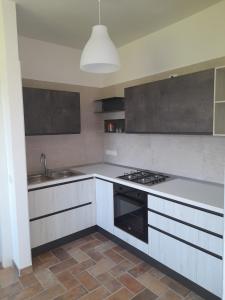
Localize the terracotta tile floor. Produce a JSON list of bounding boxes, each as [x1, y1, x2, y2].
[[0, 232, 204, 300]]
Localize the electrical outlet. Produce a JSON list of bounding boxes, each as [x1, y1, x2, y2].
[[105, 149, 117, 156]]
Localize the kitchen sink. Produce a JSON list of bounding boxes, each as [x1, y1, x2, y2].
[[48, 170, 83, 179], [28, 174, 51, 184], [28, 169, 83, 184]]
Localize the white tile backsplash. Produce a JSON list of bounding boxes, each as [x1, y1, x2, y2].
[[103, 133, 225, 184]]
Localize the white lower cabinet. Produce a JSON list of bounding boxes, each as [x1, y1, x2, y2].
[[149, 227, 222, 298], [30, 204, 95, 248], [29, 178, 96, 248], [148, 194, 223, 298], [95, 179, 114, 234], [149, 228, 197, 283], [29, 178, 95, 219], [196, 249, 223, 297], [28, 177, 223, 298]]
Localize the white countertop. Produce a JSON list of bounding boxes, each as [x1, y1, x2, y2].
[[150, 178, 224, 213], [71, 163, 135, 178], [28, 163, 224, 214]]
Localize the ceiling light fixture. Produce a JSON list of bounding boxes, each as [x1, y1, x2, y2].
[[80, 0, 120, 74]]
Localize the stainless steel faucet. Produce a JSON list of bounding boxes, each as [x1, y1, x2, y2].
[[40, 153, 48, 176]]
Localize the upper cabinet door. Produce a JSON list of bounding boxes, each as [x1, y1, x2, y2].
[[125, 69, 214, 134], [23, 88, 52, 135], [50, 90, 80, 135], [23, 87, 80, 135]]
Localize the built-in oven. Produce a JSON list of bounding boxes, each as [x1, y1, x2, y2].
[[114, 183, 148, 243]]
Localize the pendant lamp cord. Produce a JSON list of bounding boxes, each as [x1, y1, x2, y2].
[[98, 0, 101, 24]]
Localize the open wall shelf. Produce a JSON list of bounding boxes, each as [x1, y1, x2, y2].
[[214, 66, 225, 136], [94, 97, 125, 134], [94, 97, 125, 113], [104, 119, 125, 133], [215, 67, 225, 102]]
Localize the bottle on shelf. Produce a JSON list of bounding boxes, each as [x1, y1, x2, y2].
[[107, 122, 114, 132]]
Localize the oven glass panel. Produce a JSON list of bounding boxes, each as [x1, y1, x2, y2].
[[114, 184, 148, 243]]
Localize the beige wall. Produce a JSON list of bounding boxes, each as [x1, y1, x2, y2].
[[23, 80, 104, 174], [19, 1, 225, 89], [18, 36, 103, 88], [103, 0, 225, 87]]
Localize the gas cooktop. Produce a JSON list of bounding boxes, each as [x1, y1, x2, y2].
[[118, 170, 169, 186]]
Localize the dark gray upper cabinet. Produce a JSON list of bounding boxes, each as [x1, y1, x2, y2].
[[125, 69, 214, 134], [23, 87, 80, 136]]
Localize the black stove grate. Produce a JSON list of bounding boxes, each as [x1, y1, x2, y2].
[[118, 170, 169, 185]]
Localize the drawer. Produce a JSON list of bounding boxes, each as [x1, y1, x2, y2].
[[29, 179, 95, 219], [148, 195, 223, 236], [149, 227, 223, 297], [148, 211, 223, 257], [149, 227, 197, 284], [30, 203, 96, 248]]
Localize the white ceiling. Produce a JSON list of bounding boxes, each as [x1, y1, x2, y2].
[[15, 0, 221, 49]]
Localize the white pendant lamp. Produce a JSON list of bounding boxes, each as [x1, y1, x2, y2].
[[80, 0, 120, 74]]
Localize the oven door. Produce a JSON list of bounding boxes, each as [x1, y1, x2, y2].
[[114, 184, 148, 243]]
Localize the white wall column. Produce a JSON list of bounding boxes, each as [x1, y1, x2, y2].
[[0, 90, 13, 267], [0, 0, 31, 270]]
